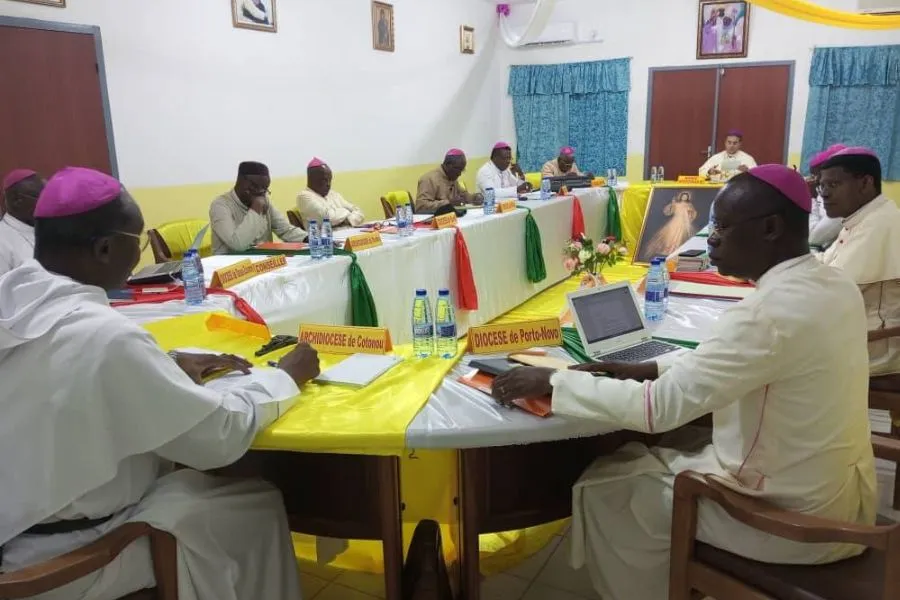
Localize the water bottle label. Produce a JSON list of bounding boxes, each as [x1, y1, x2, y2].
[[436, 302, 450, 322], [413, 301, 427, 321], [436, 324, 456, 337], [413, 325, 434, 337], [645, 290, 664, 303]]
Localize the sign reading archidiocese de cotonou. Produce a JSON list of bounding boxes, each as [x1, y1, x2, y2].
[[298, 324, 393, 355], [467, 318, 562, 354]]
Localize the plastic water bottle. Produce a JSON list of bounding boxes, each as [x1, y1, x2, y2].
[[658, 165, 665, 182], [308, 219, 321, 260], [434, 289, 457, 359], [644, 258, 666, 322], [657, 255, 670, 311], [650, 166, 658, 183], [540, 177, 552, 201], [610, 168, 618, 187], [321, 218, 333, 259], [483, 188, 496, 216], [404, 204, 415, 236], [187, 249, 206, 298], [396, 203, 409, 236], [412, 289, 434, 358], [182, 253, 205, 306], [708, 199, 716, 236]]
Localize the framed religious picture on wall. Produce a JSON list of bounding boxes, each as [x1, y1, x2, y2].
[[460, 25, 475, 54], [232, 0, 278, 33], [696, 1, 750, 60], [633, 186, 720, 265], [9, 0, 65, 6], [372, 1, 395, 52]]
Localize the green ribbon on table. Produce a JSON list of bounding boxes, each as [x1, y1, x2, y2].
[[606, 186, 622, 240], [562, 327, 700, 364], [518, 205, 547, 283]]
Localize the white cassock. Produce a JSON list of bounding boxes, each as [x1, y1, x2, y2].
[[550, 255, 876, 600], [297, 188, 365, 229], [0, 215, 34, 276], [808, 195, 842, 248], [475, 161, 522, 199], [698, 150, 757, 179], [0, 261, 303, 600], [820, 195, 900, 376]]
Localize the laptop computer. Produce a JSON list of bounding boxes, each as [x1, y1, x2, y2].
[[567, 281, 686, 363], [127, 224, 210, 285]]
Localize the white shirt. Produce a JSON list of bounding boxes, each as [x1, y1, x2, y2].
[[297, 188, 365, 228], [0, 261, 300, 547], [475, 161, 521, 199], [699, 150, 757, 179], [821, 195, 900, 375], [0, 215, 34, 276], [551, 255, 875, 516]]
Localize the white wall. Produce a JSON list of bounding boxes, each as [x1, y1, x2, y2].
[[0, 0, 506, 187], [497, 0, 900, 165]]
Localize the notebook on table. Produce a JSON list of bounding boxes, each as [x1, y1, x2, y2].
[[567, 282, 687, 364], [457, 366, 552, 418], [314, 354, 403, 388]]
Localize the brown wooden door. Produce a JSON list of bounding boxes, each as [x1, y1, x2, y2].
[[715, 65, 791, 166], [0, 24, 113, 178], [647, 69, 718, 180]]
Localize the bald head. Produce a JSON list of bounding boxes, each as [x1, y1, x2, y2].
[[707, 173, 809, 281]]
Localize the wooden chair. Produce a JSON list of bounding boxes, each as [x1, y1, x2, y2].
[[668, 435, 900, 600], [380, 191, 413, 219], [286, 208, 305, 230], [0, 522, 178, 600], [869, 326, 900, 509]]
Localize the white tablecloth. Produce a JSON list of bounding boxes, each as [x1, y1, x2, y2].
[[116, 190, 611, 344]]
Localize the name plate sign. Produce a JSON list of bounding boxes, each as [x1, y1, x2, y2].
[[677, 176, 706, 184], [210, 255, 288, 289], [344, 231, 383, 253], [299, 324, 393, 355], [432, 212, 458, 229], [497, 199, 517, 213], [468, 318, 563, 354]]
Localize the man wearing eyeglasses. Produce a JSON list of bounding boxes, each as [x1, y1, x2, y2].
[[0, 169, 44, 276], [415, 149, 483, 214], [817, 147, 900, 380], [209, 161, 307, 255]]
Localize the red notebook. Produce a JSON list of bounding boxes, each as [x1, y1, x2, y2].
[[457, 371, 552, 418]]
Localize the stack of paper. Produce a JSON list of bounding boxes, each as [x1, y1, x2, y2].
[[314, 354, 403, 388], [676, 253, 710, 272]]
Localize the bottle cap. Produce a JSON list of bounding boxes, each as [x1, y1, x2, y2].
[[438, 289, 450, 296], [323, 218, 331, 223], [650, 257, 662, 265], [309, 219, 317, 224], [416, 289, 427, 296], [486, 187, 494, 191]]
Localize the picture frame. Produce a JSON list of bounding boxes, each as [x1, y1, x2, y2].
[[232, 0, 277, 33], [633, 186, 720, 265], [460, 25, 475, 55], [372, 1, 395, 53], [696, 1, 750, 60], [9, 0, 65, 6]]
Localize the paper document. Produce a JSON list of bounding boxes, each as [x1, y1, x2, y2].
[[870, 409, 893, 435], [315, 354, 403, 387], [669, 281, 753, 301]]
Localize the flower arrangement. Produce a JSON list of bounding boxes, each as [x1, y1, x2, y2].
[[497, 3, 511, 16], [563, 234, 628, 286]]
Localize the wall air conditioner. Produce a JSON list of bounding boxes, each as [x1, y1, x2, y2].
[[519, 21, 576, 47], [857, 0, 900, 14]]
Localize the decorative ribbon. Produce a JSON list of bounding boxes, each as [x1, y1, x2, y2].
[[111, 286, 268, 327], [347, 253, 379, 327], [454, 227, 479, 311], [605, 186, 622, 240], [747, 0, 900, 29], [518, 206, 547, 283], [571, 196, 586, 239]]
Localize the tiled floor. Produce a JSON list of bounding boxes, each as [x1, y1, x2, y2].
[[297, 527, 600, 599]]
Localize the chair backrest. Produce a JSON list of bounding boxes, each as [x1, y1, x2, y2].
[[381, 191, 412, 219], [525, 172, 542, 190], [150, 219, 211, 263], [286, 208, 305, 230]]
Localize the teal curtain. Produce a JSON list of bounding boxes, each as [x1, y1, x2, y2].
[[800, 45, 900, 179], [509, 58, 631, 175]]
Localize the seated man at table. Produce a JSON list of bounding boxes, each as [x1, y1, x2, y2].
[[806, 144, 844, 248], [210, 161, 306, 254], [415, 149, 483, 214], [0, 167, 321, 599], [541, 146, 585, 178], [0, 168, 44, 276], [492, 165, 875, 600], [817, 146, 900, 378], [297, 157, 365, 229], [475, 141, 531, 198], [699, 130, 757, 180]]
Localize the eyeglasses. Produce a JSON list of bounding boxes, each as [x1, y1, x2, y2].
[[709, 212, 782, 236], [816, 180, 844, 194], [111, 230, 150, 252]]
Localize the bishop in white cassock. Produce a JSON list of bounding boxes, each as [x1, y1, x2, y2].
[[806, 145, 845, 248], [817, 146, 900, 377], [475, 141, 531, 199], [0, 167, 321, 600], [699, 130, 757, 180], [0, 169, 43, 277], [297, 158, 365, 229], [492, 165, 876, 600]]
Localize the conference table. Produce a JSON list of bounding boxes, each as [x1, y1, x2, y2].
[[120, 182, 733, 599]]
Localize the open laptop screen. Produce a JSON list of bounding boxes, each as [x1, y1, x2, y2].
[[571, 286, 644, 345]]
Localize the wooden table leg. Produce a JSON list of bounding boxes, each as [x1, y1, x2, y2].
[[377, 456, 404, 600], [457, 448, 482, 600]]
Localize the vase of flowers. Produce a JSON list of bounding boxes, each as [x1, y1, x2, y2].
[[563, 234, 628, 288]]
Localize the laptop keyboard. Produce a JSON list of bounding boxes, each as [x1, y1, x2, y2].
[[600, 340, 679, 363]]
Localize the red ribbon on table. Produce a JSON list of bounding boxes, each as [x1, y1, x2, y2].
[[111, 285, 269, 326], [669, 272, 754, 288], [571, 196, 586, 239], [454, 226, 478, 311]]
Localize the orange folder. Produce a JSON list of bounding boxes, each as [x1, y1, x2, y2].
[[457, 371, 552, 418], [254, 242, 307, 251]]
